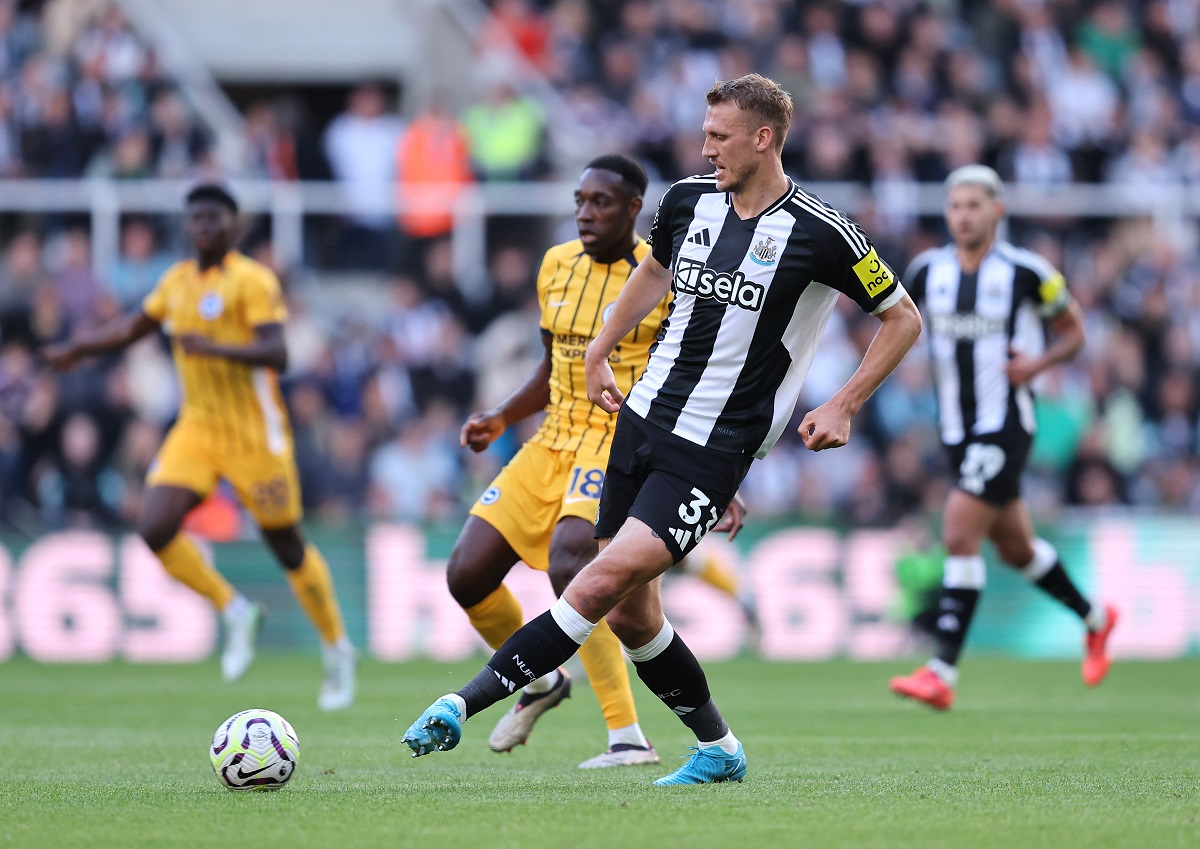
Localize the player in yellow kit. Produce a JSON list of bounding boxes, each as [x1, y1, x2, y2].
[[446, 155, 745, 768], [43, 183, 356, 710]]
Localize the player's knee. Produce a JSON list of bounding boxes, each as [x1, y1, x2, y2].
[[548, 544, 594, 597], [261, 526, 305, 570], [563, 569, 627, 622], [996, 540, 1034, 568], [942, 526, 981, 557], [136, 516, 175, 553], [445, 547, 489, 609], [606, 608, 657, 649]]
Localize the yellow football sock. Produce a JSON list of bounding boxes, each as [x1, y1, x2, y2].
[[577, 619, 638, 731], [464, 584, 524, 650], [699, 555, 740, 598], [155, 534, 235, 611], [285, 545, 346, 644]]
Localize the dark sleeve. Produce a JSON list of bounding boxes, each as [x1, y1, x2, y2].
[[812, 215, 902, 314], [903, 253, 931, 307], [645, 181, 689, 269]]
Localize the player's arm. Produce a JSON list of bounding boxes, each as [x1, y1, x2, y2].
[[41, 310, 159, 370], [801, 293, 922, 451], [177, 323, 288, 371], [461, 332, 553, 452], [1006, 299, 1085, 386], [584, 252, 672, 412]]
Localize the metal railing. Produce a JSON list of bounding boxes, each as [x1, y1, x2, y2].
[[1, 178, 1196, 293]]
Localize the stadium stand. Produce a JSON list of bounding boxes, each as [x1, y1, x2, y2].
[[1, 0, 1198, 536]]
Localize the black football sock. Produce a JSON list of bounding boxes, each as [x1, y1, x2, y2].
[[457, 607, 587, 718], [931, 554, 986, 672], [1017, 539, 1093, 622], [1033, 563, 1093, 620], [933, 588, 982, 668], [627, 625, 728, 741]]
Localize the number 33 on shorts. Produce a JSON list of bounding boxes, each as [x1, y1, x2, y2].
[[668, 487, 720, 551]]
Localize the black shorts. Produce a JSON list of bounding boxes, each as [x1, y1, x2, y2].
[[946, 426, 1032, 506], [595, 409, 753, 563]]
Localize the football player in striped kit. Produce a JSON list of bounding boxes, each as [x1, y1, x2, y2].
[[404, 74, 922, 784], [889, 165, 1117, 710]]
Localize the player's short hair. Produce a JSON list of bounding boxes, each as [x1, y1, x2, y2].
[[584, 154, 648, 198], [185, 182, 239, 214], [945, 164, 1004, 198], [706, 74, 793, 152]]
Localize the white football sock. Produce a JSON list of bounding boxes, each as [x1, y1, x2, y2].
[[522, 669, 560, 696], [926, 658, 959, 687], [223, 594, 251, 621], [608, 722, 649, 749], [698, 729, 740, 755]]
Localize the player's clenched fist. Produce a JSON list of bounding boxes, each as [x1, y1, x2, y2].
[[799, 402, 853, 451], [460, 410, 506, 452]]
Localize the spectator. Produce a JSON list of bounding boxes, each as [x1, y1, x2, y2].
[[997, 100, 1074, 187], [460, 82, 546, 181], [48, 229, 103, 331], [307, 419, 370, 523], [39, 410, 122, 528], [106, 217, 172, 307], [0, 232, 48, 333], [21, 86, 97, 177], [323, 83, 404, 268], [393, 93, 473, 250], [148, 89, 208, 178], [369, 406, 462, 523]]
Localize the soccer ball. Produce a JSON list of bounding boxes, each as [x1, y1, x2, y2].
[[210, 709, 300, 790]]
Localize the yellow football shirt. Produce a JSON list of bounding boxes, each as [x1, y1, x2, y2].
[[142, 251, 292, 457], [530, 238, 669, 453]]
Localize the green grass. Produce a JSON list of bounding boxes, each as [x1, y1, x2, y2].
[[0, 656, 1197, 849]]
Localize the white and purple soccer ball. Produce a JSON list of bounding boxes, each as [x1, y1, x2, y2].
[[210, 709, 300, 790]]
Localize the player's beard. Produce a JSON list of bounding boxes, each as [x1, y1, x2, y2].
[[959, 227, 994, 253], [721, 158, 757, 194]]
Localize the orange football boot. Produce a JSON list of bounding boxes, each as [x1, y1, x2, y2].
[[890, 666, 955, 710], [1083, 604, 1119, 687]]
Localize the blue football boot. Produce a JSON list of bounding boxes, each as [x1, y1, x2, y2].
[[652, 742, 746, 786], [402, 698, 463, 757]]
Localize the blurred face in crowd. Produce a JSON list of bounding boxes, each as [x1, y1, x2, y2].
[[701, 101, 771, 193], [184, 198, 235, 258], [945, 182, 1003, 252], [574, 167, 642, 263]]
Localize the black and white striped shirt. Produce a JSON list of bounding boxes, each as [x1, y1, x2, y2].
[[628, 175, 904, 459], [906, 241, 1070, 445]]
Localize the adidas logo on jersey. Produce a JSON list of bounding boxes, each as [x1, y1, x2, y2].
[[687, 228, 711, 247], [674, 256, 765, 311]]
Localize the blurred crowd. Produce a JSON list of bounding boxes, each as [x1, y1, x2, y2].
[[1, 0, 1199, 537], [0, 0, 212, 181]]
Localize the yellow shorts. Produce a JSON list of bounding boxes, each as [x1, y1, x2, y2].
[[469, 437, 610, 572], [146, 422, 303, 529]]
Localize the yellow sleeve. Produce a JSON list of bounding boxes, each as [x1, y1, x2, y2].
[[535, 248, 557, 332], [141, 265, 176, 323], [241, 266, 288, 327]]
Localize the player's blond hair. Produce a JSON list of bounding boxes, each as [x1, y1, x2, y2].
[[706, 74, 793, 152]]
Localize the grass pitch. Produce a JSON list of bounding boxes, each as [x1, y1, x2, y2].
[[0, 656, 1196, 849]]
